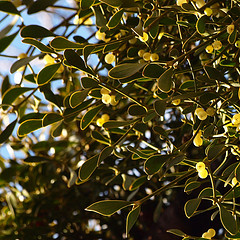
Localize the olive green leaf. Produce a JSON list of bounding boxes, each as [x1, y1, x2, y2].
[[0, 118, 17, 144], [157, 68, 173, 93], [184, 198, 201, 218], [21, 25, 55, 38], [18, 119, 43, 137], [126, 205, 141, 234], [144, 154, 168, 175], [22, 38, 55, 54]]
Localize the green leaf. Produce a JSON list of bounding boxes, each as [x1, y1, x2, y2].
[[91, 130, 110, 145], [228, 28, 237, 44], [144, 17, 159, 39], [204, 66, 227, 84], [1, 87, 34, 110], [153, 126, 169, 139], [98, 146, 114, 165], [129, 176, 147, 191], [0, 31, 18, 53], [144, 154, 168, 175], [196, 15, 208, 35], [21, 25, 55, 38], [92, 5, 107, 27], [128, 104, 147, 116], [85, 200, 132, 216], [126, 205, 141, 234], [127, 146, 150, 159], [69, 89, 89, 108], [0, 1, 20, 15], [17, 119, 43, 137], [225, 232, 240, 239], [206, 143, 225, 160], [142, 63, 164, 78], [198, 187, 221, 199], [83, 45, 95, 65], [80, 0, 95, 9], [167, 229, 186, 237], [107, 9, 124, 29], [0, 118, 17, 144], [22, 38, 55, 54], [109, 62, 146, 79], [218, 203, 238, 235], [10, 54, 41, 73], [42, 113, 63, 127], [199, 92, 218, 105], [154, 100, 166, 116], [37, 63, 61, 86], [157, 68, 173, 93], [27, 0, 57, 14], [184, 198, 201, 218], [1, 75, 10, 97], [23, 156, 49, 165], [143, 110, 157, 123], [100, 0, 138, 8], [80, 77, 99, 89], [79, 154, 99, 181], [50, 36, 84, 50], [184, 181, 201, 194], [80, 104, 103, 130], [103, 119, 139, 129], [19, 112, 46, 123], [64, 49, 95, 76], [235, 163, 240, 182]]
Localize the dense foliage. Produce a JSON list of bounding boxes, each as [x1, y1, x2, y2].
[[1, 0, 240, 239]]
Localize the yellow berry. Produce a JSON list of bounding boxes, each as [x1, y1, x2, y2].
[[150, 53, 159, 62], [43, 54, 55, 65], [102, 94, 111, 104], [100, 88, 111, 95], [195, 108, 207, 120], [172, 99, 181, 106], [196, 162, 206, 172], [193, 135, 203, 147], [105, 53, 115, 64], [207, 228, 216, 237], [205, 45, 213, 54], [139, 32, 149, 42], [176, 0, 188, 6], [232, 113, 240, 125], [204, 8, 213, 16], [95, 30, 106, 41], [235, 40, 240, 48], [206, 107, 215, 116], [232, 177, 238, 186], [198, 169, 208, 179], [227, 24, 235, 34], [110, 95, 118, 106], [212, 40, 222, 51], [138, 49, 145, 58], [202, 232, 211, 239], [128, 38, 137, 45], [18, 53, 27, 59], [101, 114, 110, 122], [143, 52, 151, 61], [96, 118, 105, 127]]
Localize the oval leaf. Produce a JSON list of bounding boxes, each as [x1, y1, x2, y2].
[[80, 104, 103, 130], [37, 63, 61, 86], [23, 156, 49, 165], [144, 155, 168, 175], [126, 205, 141, 234], [18, 119, 43, 137], [218, 203, 237, 235], [0, 118, 17, 144], [109, 62, 146, 79], [42, 113, 63, 127], [50, 36, 84, 50], [184, 198, 201, 218], [69, 89, 89, 108], [128, 104, 147, 116], [157, 68, 173, 93], [80, 0, 95, 9], [0, 1, 20, 15], [143, 63, 164, 78], [85, 200, 132, 216], [0, 31, 18, 53], [196, 15, 208, 35], [81, 77, 99, 89], [98, 146, 114, 165], [22, 38, 55, 54], [21, 25, 55, 38], [107, 9, 124, 29], [154, 100, 166, 116]]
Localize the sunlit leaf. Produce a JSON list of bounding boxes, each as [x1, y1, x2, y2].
[[107, 9, 124, 29], [69, 89, 89, 108], [22, 38, 55, 54], [18, 119, 43, 137], [42, 113, 63, 127]]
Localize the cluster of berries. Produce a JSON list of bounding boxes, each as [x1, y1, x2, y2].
[[138, 50, 159, 62], [100, 88, 118, 106], [96, 114, 110, 127], [196, 162, 208, 179], [201, 228, 216, 239], [195, 107, 215, 121]]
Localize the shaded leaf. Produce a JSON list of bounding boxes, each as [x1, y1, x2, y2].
[[27, 0, 57, 14], [126, 205, 141, 234], [107, 9, 124, 29], [204, 66, 227, 84], [83, 45, 95, 66], [0, 31, 18, 53], [228, 28, 237, 45], [69, 89, 89, 108], [0, 118, 17, 144], [128, 146, 149, 159], [92, 5, 107, 27], [184, 198, 201, 218], [18, 119, 43, 137], [109, 62, 146, 79], [235, 163, 240, 182], [98, 146, 114, 165], [128, 104, 147, 116], [85, 200, 132, 216], [23, 156, 49, 165], [50, 36, 84, 50], [80, 0, 95, 9], [0, 1, 20, 15], [196, 15, 208, 35], [143, 63, 164, 78], [218, 203, 237, 235], [91, 130, 110, 145], [154, 100, 166, 116], [80, 77, 99, 89], [144, 155, 168, 175], [129, 176, 147, 191], [184, 181, 201, 194], [22, 38, 55, 54], [21, 25, 55, 38], [157, 68, 173, 93], [78, 154, 99, 181], [167, 229, 186, 237], [42, 113, 63, 127], [37, 63, 61, 86], [80, 104, 103, 130]]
